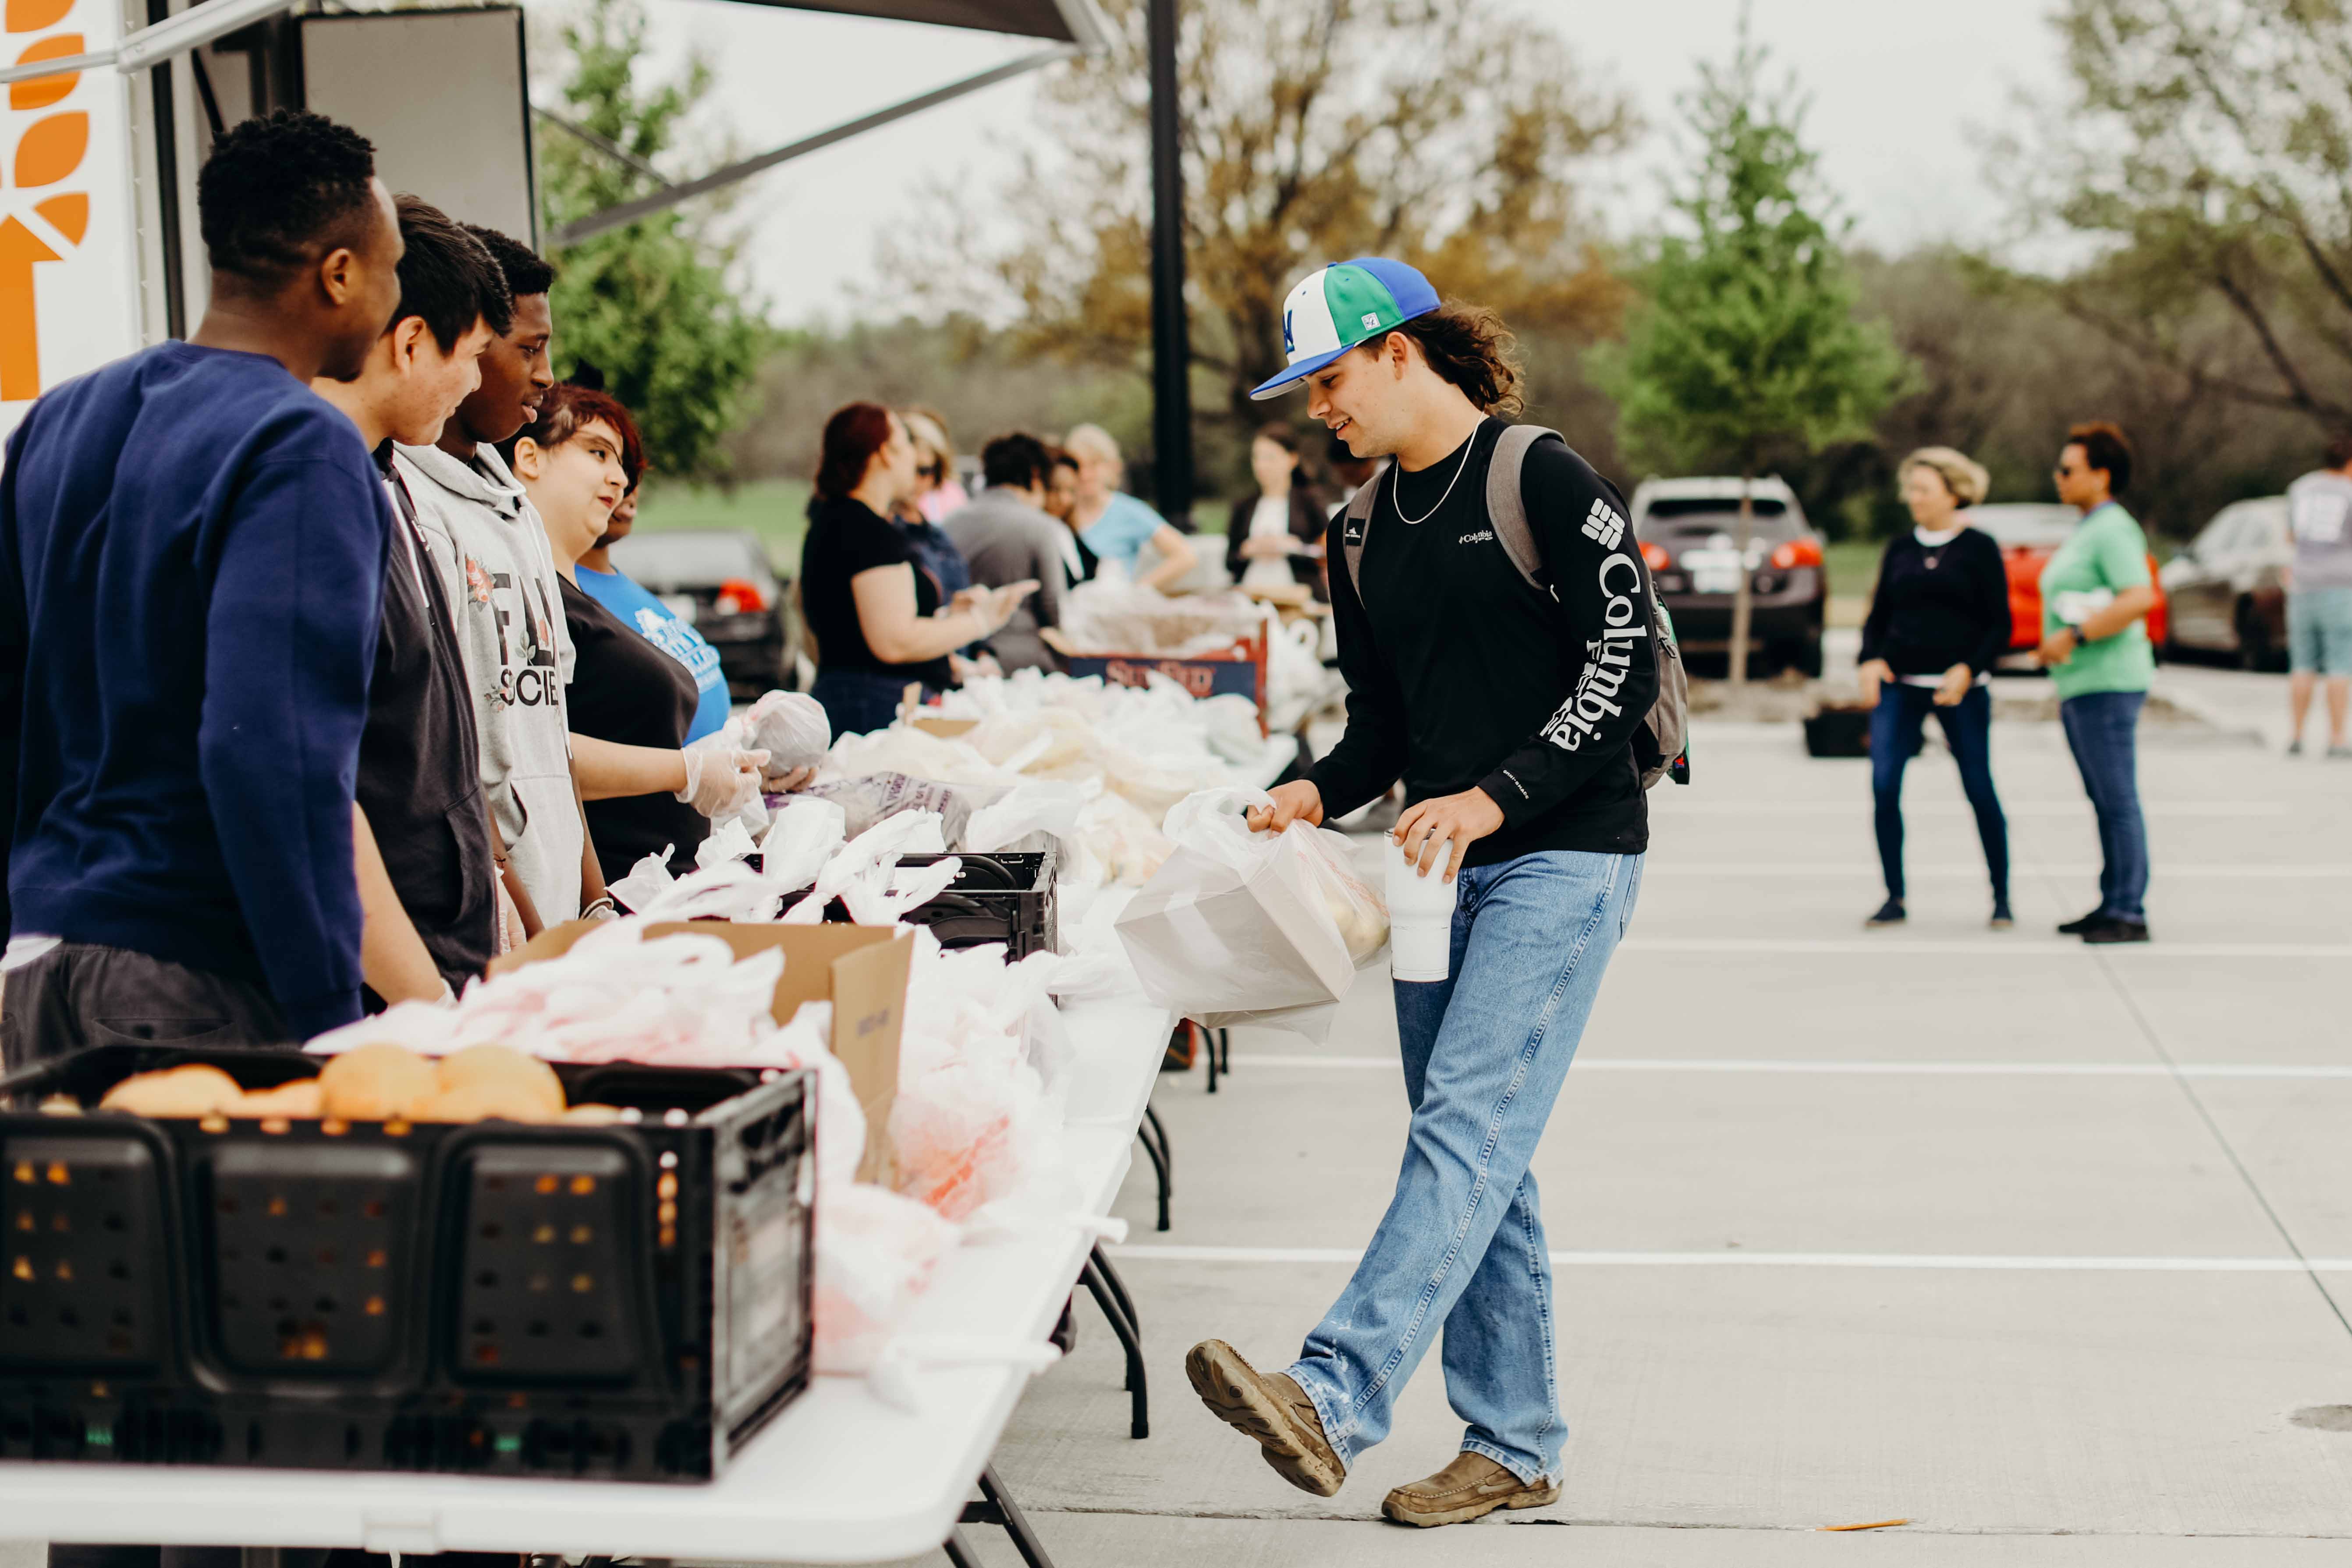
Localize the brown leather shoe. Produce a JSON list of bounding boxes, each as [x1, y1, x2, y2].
[[1184, 1339, 1345, 1497], [1381, 1451, 1561, 1527]]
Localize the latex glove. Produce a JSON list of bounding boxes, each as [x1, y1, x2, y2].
[[676, 737, 770, 819]]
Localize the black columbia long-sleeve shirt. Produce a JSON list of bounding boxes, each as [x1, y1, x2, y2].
[[1307, 418, 1655, 866]]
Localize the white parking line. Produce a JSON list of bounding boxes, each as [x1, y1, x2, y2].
[[1617, 937, 2352, 957], [1106, 1243, 2352, 1273], [1231, 1056, 2352, 1078], [1643, 863, 2352, 879], [1654, 800, 2288, 817]]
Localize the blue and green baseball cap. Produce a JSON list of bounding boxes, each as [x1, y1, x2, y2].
[[1250, 257, 1441, 401]]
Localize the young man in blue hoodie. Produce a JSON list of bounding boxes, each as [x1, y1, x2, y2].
[[0, 108, 403, 1065]]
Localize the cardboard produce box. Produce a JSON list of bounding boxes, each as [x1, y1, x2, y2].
[[493, 921, 912, 1184]]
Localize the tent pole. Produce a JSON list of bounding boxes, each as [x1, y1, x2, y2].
[[1145, 0, 1192, 528]]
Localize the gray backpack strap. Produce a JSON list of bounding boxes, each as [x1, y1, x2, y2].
[[1337, 472, 1382, 599], [1485, 424, 1562, 599]]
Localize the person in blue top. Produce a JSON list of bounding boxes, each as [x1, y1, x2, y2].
[[1064, 423, 1200, 592], [574, 476, 731, 745], [0, 109, 404, 1063]]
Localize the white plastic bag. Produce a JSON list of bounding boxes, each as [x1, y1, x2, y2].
[[1114, 788, 1387, 1039], [813, 1183, 961, 1375]]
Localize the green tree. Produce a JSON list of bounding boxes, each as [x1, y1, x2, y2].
[[1593, 23, 1910, 683], [538, 0, 767, 482]]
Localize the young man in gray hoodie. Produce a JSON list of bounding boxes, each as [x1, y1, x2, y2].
[[392, 230, 590, 928]]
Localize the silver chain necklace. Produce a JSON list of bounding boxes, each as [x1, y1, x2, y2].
[[1389, 436, 1475, 526]]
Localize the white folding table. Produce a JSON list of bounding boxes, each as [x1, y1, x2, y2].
[[0, 994, 1175, 1568]]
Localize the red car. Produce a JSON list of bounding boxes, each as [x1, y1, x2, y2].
[[1965, 504, 2168, 666]]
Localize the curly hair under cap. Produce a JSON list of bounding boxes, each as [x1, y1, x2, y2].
[[1384, 304, 1526, 420], [1897, 446, 1990, 507]]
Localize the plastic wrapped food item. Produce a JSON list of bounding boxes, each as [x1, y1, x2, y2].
[[813, 1183, 962, 1375], [1055, 580, 1265, 658], [803, 771, 1005, 845], [740, 690, 832, 773]]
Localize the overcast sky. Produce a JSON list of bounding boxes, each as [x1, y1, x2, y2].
[[623, 0, 2072, 323]]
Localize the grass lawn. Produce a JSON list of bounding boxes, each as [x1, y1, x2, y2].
[[631, 478, 813, 573], [1824, 538, 1881, 604]]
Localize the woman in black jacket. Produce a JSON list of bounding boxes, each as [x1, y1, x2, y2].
[[1225, 422, 1328, 599], [1857, 446, 2012, 929]]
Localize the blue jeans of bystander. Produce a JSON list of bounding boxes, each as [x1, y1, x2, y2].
[[2059, 689, 2149, 922], [1870, 683, 2008, 904]]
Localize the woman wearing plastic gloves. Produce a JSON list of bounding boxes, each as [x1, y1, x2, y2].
[[505, 384, 770, 883], [1186, 260, 1658, 1528], [800, 402, 1032, 736], [1855, 446, 2011, 929]]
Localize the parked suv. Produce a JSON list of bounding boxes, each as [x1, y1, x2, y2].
[[1630, 476, 1826, 677], [2160, 496, 2291, 670], [606, 528, 793, 698]]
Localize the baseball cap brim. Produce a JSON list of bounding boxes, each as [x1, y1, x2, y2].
[[1249, 342, 1362, 401]]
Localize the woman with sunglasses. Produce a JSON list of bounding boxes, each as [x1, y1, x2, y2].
[[896, 408, 992, 676], [2038, 421, 2157, 944]]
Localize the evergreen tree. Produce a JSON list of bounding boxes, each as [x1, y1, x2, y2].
[[1593, 19, 1910, 683]]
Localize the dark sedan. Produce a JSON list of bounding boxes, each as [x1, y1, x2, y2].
[[1631, 477, 1826, 677], [607, 528, 793, 698]]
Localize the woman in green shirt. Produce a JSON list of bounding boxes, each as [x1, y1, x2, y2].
[[2036, 422, 2158, 944]]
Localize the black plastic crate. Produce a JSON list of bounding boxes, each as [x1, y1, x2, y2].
[[895, 848, 1057, 958], [0, 1046, 812, 1483]]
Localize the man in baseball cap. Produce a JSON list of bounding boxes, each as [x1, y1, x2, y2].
[[1250, 257, 1444, 401], [1187, 260, 1662, 1527]]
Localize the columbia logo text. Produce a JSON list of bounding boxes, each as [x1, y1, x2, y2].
[[1582, 499, 1627, 550]]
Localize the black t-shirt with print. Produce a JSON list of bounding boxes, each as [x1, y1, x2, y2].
[[562, 577, 708, 884], [1308, 418, 1654, 866], [357, 451, 497, 996], [799, 495, 953, 689]]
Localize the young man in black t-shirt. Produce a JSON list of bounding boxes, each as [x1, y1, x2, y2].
[[1185, 259, 1655, 1527], [313, 196, 509, 1004]]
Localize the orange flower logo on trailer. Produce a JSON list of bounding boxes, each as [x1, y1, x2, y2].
[[3, 0, 92, 405]]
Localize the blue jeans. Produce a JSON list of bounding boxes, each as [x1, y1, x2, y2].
[[2059, 690, 2148, 921], [1870, 683, 2008, 903], [812, 667, 933, 738], [1286, 848, 1644, 1484]]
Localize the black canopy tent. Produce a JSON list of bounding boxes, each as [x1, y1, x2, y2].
[[0, 0, 1194, 521]]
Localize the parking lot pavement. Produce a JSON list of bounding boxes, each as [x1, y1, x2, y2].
[[933, 711, 2352, 1566]]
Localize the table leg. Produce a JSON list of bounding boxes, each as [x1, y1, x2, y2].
[[1080, 1254, 1147, 1439], [955, 1466, 1058, 1568], [1203, 1022, 1218, 1094], [1136, 1105, 1171, 1232]]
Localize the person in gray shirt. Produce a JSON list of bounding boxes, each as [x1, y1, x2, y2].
[[944, 433, 1068, 673], [2285, 433, 2352, 755]]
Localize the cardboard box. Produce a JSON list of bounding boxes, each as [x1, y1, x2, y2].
[[491, 921, 912, 1184]]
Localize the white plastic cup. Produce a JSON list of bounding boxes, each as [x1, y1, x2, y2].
[[1386, 837, 1457, 983]]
